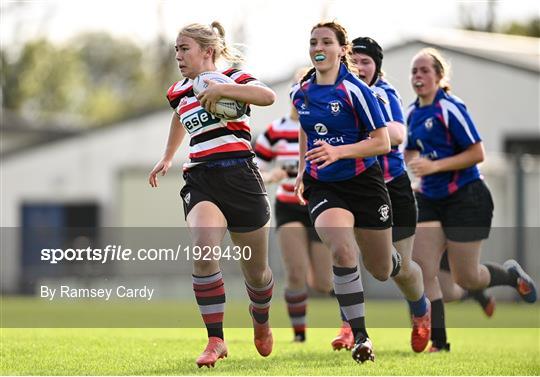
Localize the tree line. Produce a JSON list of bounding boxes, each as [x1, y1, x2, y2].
[[1, 32, 179, 128], [2, 13, 538, 130]]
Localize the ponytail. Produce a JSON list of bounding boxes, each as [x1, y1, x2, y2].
[[178, 21, 244, 64], [211, 21, 243, 64]]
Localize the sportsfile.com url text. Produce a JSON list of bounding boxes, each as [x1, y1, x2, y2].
[[40, 245, 252, 264]]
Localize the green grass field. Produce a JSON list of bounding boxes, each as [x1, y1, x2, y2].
[[1, 299, 539, 375]]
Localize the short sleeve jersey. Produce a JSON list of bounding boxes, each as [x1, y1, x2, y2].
[[166, 68, 262, 170], [406, 88, 482, 199], [254, 115, 301, 204], [290, 64, 387, 182], [372, 78, 406, 183]]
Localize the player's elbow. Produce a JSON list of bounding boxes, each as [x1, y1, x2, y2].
[[390, 133, 404, 147], [393, 129, 405, 146], [388, 122, 406, 146], [367, 129, 390, 156], [379, 143, 391, 155], [476, 153, 485, 164], [471, 142, 485, 164], [378, 135, 391, 155], [258, 88, 276, 106]]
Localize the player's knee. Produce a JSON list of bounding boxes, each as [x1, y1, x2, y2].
[[364, 259, 392, 282], [191, 236, 222, 249], [244, 267, 272, 287], [287, 268, 305, 287], [310, 280, 333, 294], [370, 268, 391, 282], [454, 273, 480, 290], [331, 243, 357, 266], [413, 258, 437, 281], [392, 266, 412, 283], [193, 260, 219, 276], [398, 255, 414, 272]]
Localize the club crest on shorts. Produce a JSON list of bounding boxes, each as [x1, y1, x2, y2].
[[328, 100, 341, 115], [378, 204, 390, 222], [184, 192, 191, 205]]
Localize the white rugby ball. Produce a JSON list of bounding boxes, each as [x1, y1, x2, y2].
[[192, 71, 247, 120]]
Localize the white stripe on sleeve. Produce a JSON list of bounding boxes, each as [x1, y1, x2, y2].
[[343, 80, 375, 128], [440, 99, 476, 143]]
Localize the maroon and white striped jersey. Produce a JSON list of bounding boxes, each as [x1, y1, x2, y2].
[[254, 115, 301, 204], [166, 68, 264, 170]]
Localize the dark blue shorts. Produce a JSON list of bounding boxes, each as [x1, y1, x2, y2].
[[416, 179, 494, 242], [180, 158, 270, 233], [275, 200, 321, 242], [302, 163, 392, 230], [386, 173, 417, 242]]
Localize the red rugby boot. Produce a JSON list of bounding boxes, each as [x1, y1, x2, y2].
[[196, 337, 227, 368], [331, 322, 354, 351], [250, 305, 273, 357], [411, 302, 431, 353]]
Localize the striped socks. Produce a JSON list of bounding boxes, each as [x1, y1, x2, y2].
[[333, 265, 368, 340], [246, 275, 274, 324], [192, 271, 226, 339], [285, 288, 308, 339]]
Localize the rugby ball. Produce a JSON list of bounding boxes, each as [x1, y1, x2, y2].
[[192, 71, 247, 120]]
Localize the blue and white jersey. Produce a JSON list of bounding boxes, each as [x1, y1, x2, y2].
[[290, 64, 387, 182], [406, 88, 482, 200], [372, 78, 406, 183]]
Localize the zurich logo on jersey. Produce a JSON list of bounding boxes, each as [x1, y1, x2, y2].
[[314, 123, 328, 135], [424, 117, 434, 131], [328, 100, 342, 116]]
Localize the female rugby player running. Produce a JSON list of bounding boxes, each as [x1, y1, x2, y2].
[[149, 21, 276, 367]]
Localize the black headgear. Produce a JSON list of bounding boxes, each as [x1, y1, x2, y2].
[[351, 37, 383, 86]]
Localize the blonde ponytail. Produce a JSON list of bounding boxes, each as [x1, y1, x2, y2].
[[178, 21, 244, 64]]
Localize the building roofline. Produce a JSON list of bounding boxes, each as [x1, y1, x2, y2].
[[386, 40, 539, 75], [3, 30, 538, 159], [384, 28, 539, 74], [1, 107, 167, 160]]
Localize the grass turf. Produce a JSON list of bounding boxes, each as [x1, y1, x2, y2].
[[1, 299, 539, 375], [1, 328, 539, 375]]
